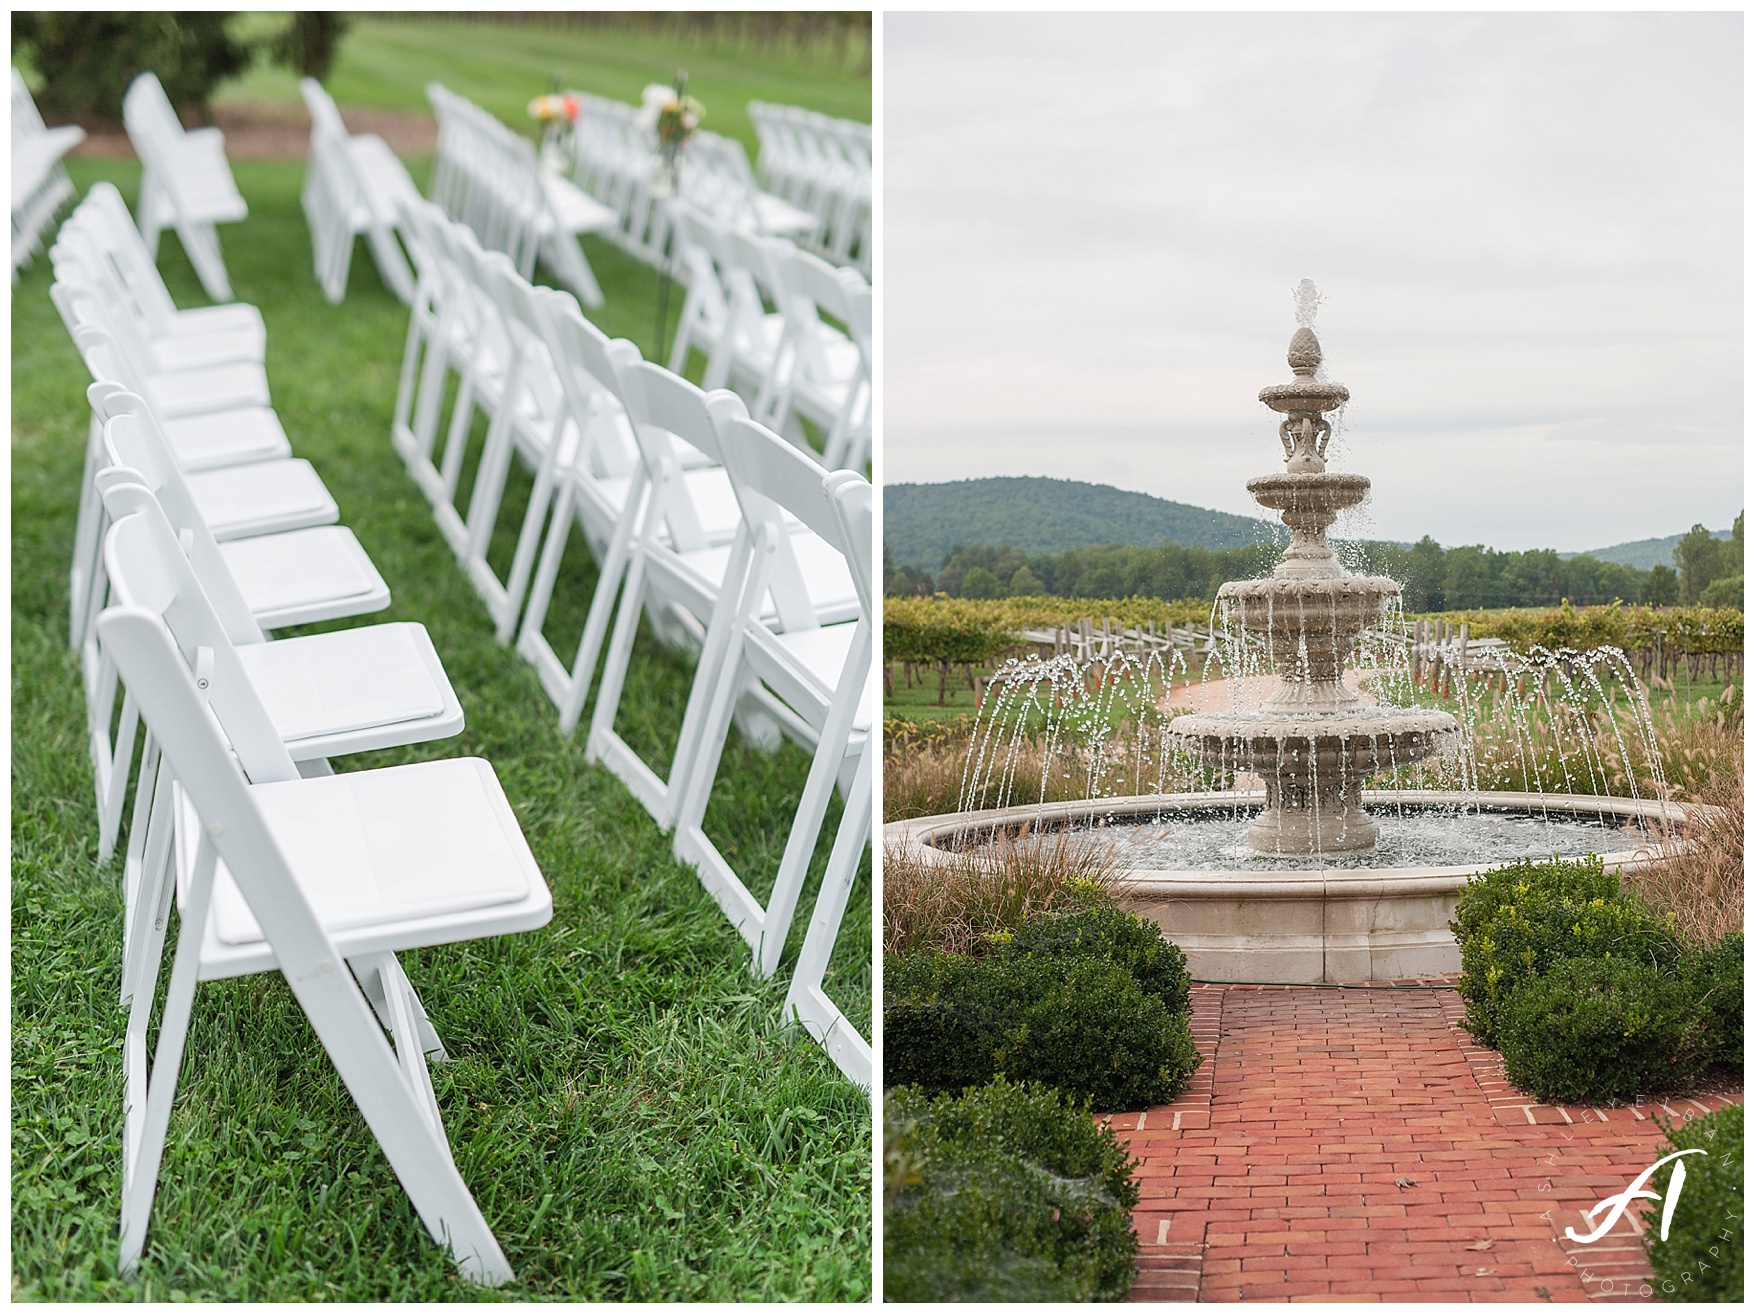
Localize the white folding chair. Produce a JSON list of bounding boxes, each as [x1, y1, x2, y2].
[[299, 77, 419, 304], [781, 475, 873, 1087], [75, 182, 266, 350], [122, 71, 248, 302], [51, 277, 272, 417], [664, 202, 732, 377], [667, 416, 871, 978], [85, 385, 384, 631], [452, 267, 574, 639], [768, 246, 870, 468], [584, 367, 861, 825], [12, 66, 85, 280], [96, 603, 550, 1285], [54, 211, 261, 369]]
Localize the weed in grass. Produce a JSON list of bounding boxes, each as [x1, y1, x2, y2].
[[13, 156, 870, 1300]]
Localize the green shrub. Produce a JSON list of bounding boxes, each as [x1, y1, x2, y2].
[[1455, 870, 1682, 1047], [1683, 932, 1744, 1069], [1450, 853, 1621, 945], [1648, 1103, 1743, 1302], [1497, 957, 1713, 1105], [13, 12, 253, 126], [885, 1080, 1140, 1302], [884, 949, 1200, 1110], [1004, 902, 1192, 1018]]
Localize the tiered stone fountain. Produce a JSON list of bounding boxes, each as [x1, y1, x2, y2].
[[1168, 292, 1459, 854], [886, 286, 1685, 983]]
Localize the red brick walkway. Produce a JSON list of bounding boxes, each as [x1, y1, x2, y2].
[[1107, 983, 1741, 1302]]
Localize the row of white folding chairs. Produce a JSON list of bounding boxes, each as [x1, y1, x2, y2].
[[12, 67, 85, 280], [562, 89, 820, 270], [121, 71, 247, 302], [48, 188, 459, 871], [48, 182, 546, 1282], [427, 81, 616, 308], [386, 198, 871, 1084], [298, 76, 419, 304], [748, 100, 871, 273], [668, 203, 872, 472]]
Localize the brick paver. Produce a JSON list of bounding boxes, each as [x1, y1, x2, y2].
[[1104, 982, 1742, 1302]]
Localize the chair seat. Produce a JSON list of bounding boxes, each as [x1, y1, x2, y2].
[[540, 174, 618, 234], [218, 525, 391, 628], [756, 623, 874, 734], [753, 192, 818, 238], [11, 127, 84, 196], [348, 135, 420, 225], [186, 459, 339, 540], [163, 406, 291, 471], [149, 324, 265, 371], [234, 621, 461, 751], [595, 465, 743, 544], [676, 526, 861, 627], [173, 757, 552, 979], [164, 302, 266, 347], [143, 359, 273, 418]]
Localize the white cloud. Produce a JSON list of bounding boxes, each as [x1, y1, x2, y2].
[[884, 11, 1743, 552]]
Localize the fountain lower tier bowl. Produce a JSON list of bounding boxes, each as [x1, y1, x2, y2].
[[1168, 708, 1460, 772], [885, 791, 1691, 984]]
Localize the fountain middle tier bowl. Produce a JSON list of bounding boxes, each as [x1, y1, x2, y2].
[[885, 791, 1688, 984], [1168, 708, 1460, 773], [1246, 471, 1372, 515], [1217, 575, 1402, 633]]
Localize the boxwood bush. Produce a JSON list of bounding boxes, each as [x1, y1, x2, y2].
[[1452, 856, 1682, 1047], [1003, 902, 1192, 1018], [884, 949, 1200, 1110], [884, 1079, 1140, 1302], [1496, 957, 1714, 1104], [1683, 932, 1744, 1070], [1647, 1103, 1743, 1302]]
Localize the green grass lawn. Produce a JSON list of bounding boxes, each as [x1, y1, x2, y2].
[[215, 14, 871, 154], [12, 157, 871, 1300]]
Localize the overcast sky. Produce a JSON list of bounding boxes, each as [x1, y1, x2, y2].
[[883, 11, 1743, 553]]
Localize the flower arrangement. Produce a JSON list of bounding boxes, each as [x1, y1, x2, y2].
[[637, 75, 705, 196], [528, 91, 581, 174], [527, 92, 581, 126], [636, 80, 705, 150]]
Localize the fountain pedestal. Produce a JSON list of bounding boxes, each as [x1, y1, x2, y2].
[[1167, 297, 1458, 855]]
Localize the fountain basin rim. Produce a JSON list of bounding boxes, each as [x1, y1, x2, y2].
[[885, 790, 1694, 892]]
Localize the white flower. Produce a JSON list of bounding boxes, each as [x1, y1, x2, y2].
[[636, 83, 674, 132]]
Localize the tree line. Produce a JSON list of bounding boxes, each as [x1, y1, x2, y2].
[[884, 513, 1743, 612]]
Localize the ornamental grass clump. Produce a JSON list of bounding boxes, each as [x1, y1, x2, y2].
[[884, 1079, 1141, 1303], [880, 830, 1123, 957], [1646, 1104, 1743, 1303], [1495, 957, 1713, 1105], [1622, 754, 1744, 946]]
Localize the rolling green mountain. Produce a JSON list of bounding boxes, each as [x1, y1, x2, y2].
[[884, 476, 1286, 570], [1566, 529, 1734, 571]]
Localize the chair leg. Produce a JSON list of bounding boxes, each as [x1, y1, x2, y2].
[[782, 741, 872, 1088], [119, 834, 218, 1276]]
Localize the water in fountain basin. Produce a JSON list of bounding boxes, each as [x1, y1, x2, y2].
[[1062, 803, 1655, 872]]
